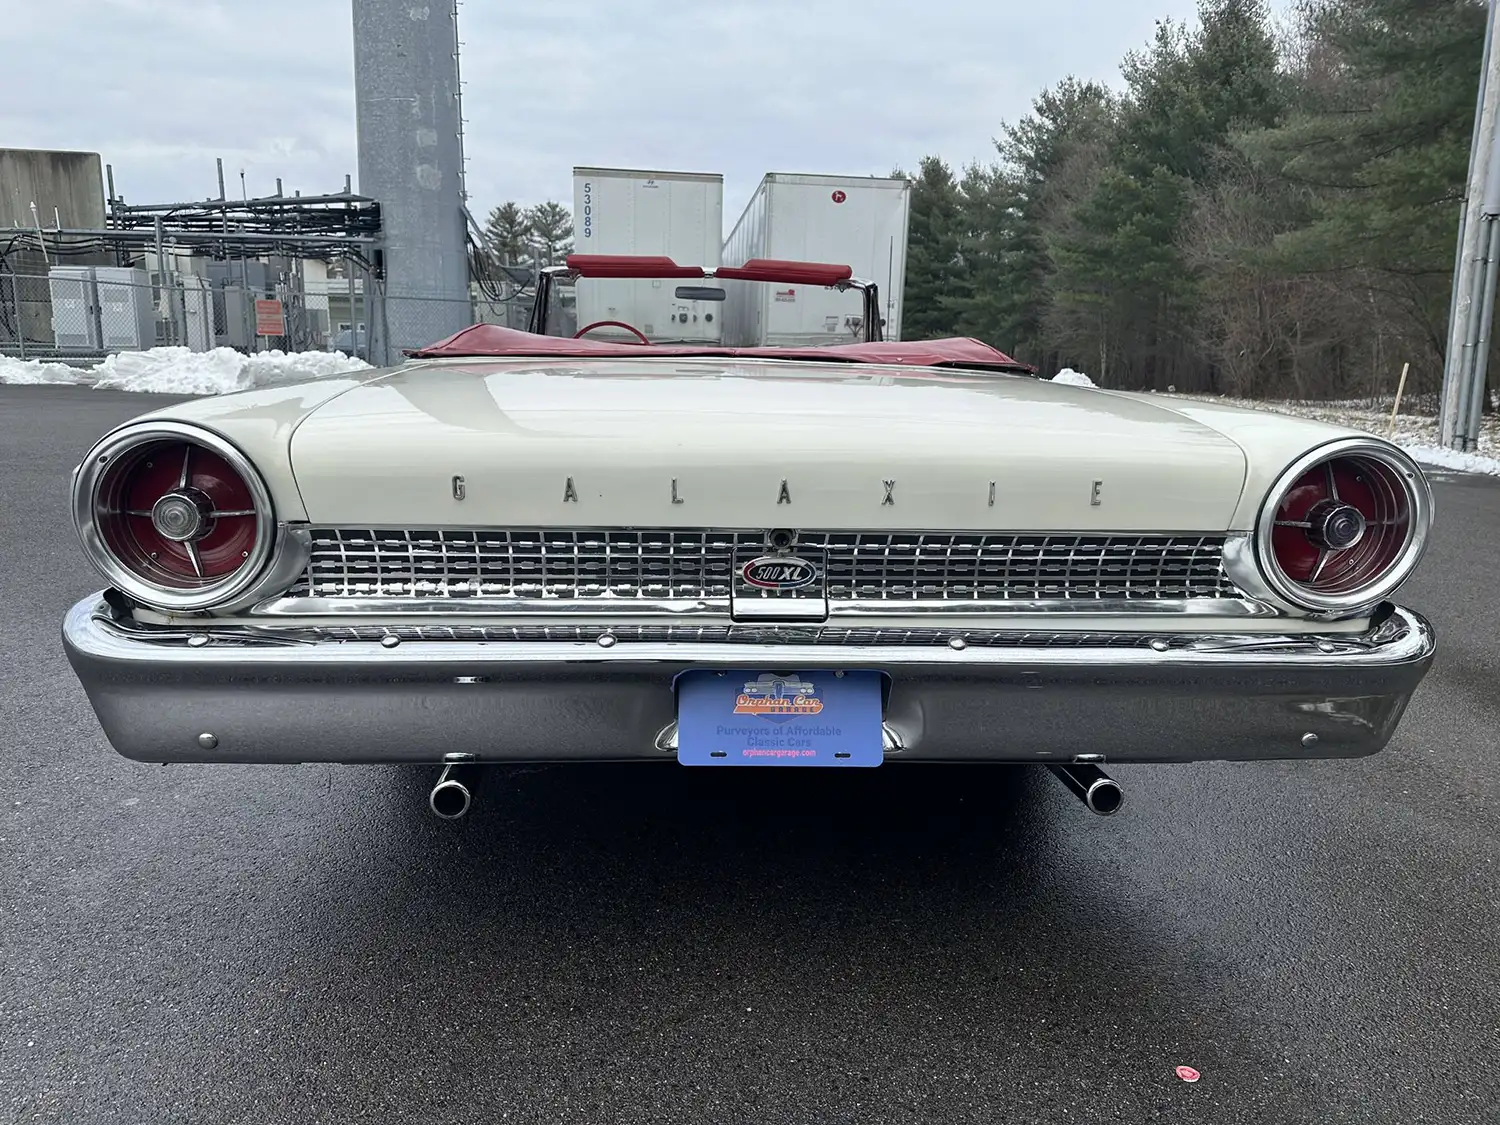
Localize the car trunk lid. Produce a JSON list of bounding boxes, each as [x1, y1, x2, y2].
[[288, 358, 1248, 531]]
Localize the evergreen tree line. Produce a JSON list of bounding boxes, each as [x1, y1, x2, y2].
[[898, 0, 1488, 402], [481, 200, 574, 269]]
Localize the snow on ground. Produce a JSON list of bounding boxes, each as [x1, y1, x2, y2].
[[0, 347, 370, 396], [1398, 444, 1500, 475], [1051, 368, 1500, 478], [0, 356, 95, 386], [1166, 393, 1500, 478]]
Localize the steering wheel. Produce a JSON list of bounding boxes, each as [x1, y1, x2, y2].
[[574, 320, 651, 345]]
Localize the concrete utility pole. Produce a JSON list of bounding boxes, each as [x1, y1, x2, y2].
[[1440, 0, 1500, 450], [352, 0, 471, 363]]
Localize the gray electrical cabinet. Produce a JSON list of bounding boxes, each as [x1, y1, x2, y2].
[[95, 267, 155, 350], [47, 266, 98, 349], [48, 265, 154, 351], [180, 275, 212, 351]]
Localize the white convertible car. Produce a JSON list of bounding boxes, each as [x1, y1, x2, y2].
[[62, 256, 1435, 818]]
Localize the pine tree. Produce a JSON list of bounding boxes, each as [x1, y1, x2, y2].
[[994, 78, 1116, 366], [901, 158, 967, 340], [483, 201, 532, 268], [946, 163, 1016, 349], [1238, 0, 1486, 380], [525, 202, 574, 266], [1044, 1, 1284, 387]]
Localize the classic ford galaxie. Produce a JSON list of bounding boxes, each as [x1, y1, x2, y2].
[[62, 257, 1435, 818]]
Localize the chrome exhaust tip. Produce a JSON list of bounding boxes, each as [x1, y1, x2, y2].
[[429, 764, 473, 820], [1047, 763, 1123, 816]]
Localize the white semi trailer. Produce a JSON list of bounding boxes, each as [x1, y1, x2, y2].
[[571, 166, 724, 343], [720, 173, 911, 347]]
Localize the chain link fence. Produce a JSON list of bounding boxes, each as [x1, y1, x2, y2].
[[372, 285, 539, 364], [0, 257, 543, 367]]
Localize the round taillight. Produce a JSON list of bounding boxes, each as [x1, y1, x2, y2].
[[1257, 440, 1431, 615], [74, 423, 275, 611]]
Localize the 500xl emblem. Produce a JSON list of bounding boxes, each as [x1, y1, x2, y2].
[[741, 555, 820, 590]]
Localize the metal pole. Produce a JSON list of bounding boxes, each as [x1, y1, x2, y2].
[[1442, 0, 1500, 446], [88, 266, 105, 351], [1462, 103, 1500, 447], [452, 0, 468, 206], [1441, 2, 1494, 428], [154, 216, 175, 347], [1455, 263, 1481, 440], [216, 160, 229, 350], [11, 270, 25, 359], [378, 259, 392, 366], [239, 169, 252, 352], [29, 202, 48, 265], [1463, 218, 1500, 446]]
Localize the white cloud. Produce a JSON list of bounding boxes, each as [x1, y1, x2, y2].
[[4, 0, 1212, 222]]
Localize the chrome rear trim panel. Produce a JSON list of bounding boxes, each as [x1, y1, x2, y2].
[[64, 595, 1434, 766]]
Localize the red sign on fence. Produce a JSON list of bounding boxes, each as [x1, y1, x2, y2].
[[254, 299, 285, 336]]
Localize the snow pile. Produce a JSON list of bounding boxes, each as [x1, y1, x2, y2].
[[0, 347, 370, 396], [0, 356, 95, 386], [1051, 368, 1096, 387], [89, 347, 370, 395]]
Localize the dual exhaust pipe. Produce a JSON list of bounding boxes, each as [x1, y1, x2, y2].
[[1047, 762, 1123, 816], [428, 761, 1122, 819], [429, 763, 475, 820]]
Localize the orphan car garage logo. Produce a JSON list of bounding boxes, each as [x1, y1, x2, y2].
[[734, 675, 825, 722]]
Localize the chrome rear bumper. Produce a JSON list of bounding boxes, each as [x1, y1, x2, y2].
[[61, 595, 1435, 765]]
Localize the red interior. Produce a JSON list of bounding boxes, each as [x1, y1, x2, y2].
[[715, 259, 854, 286], [408, 324, 1031, 371], [563, 255, 706, 279], [100, 441, 258, 588]]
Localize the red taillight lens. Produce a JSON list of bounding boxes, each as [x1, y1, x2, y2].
[[1258, 443, 1430, 614], [96, 440, 260, 589], [74, 424, 276, 611]]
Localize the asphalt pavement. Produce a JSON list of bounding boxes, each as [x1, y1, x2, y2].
[[1, 384, 1496, 1125]]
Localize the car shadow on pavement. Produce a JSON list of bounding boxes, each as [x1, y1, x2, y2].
[[212, 760, 1330, 1121]]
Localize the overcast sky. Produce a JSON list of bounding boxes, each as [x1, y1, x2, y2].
[[5, 0, 1268, 225]]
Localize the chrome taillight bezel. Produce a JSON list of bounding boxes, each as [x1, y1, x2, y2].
[[72, 421, 278, 612], [1254, 438, 1432, 616]]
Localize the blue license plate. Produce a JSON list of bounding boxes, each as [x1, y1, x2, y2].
[[675, 670, 884, 767]]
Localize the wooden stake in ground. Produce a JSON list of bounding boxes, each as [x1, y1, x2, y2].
[[1389, 362, 1411, 438]]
